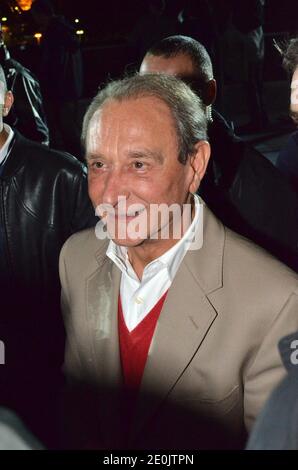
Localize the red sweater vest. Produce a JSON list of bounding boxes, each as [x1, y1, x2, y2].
[[118, 291, 168, 391]]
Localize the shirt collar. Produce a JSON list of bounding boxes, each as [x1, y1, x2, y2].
[[0, 124, 14, 166], [106, 194, 202, 282]]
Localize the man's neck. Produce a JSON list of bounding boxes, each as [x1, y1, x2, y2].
[[127, 237, 180, 280], [127, 195, 195, 280]]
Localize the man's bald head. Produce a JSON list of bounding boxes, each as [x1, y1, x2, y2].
[[140, 35, 216, 106]]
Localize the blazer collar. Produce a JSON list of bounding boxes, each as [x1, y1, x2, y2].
[[184, 201, 224, 294], [94, 202, 224, 294]]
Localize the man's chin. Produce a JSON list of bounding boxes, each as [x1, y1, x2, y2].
[[110, 236, 146, 247]]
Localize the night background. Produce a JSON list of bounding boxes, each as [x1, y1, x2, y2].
[[1, 0, 298, 452], [1, 0, 298, 99]]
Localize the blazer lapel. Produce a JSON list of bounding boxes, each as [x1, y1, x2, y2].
[[85, 245, 128, 443], [132, 204, 225, 436], [86, 246, 122, 388]]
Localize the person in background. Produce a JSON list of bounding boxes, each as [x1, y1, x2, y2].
[[0, 22, 49, 145], [230, 0, 268, 133], [276, 37, 298, 192], [0, 64, 95, 448], [31, 0, 83, 157], [0, 408, 43, 450], [140, 34, 239, 193]]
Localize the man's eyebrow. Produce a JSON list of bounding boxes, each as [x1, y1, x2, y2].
[[128, 149, 164, 163], [85, 150, 164, 163], [86, 153, 105, 161]]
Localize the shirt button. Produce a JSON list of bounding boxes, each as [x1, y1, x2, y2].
[[135, 297, 144, 304]]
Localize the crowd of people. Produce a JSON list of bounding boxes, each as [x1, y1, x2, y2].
[[0, 0, 298, 451]]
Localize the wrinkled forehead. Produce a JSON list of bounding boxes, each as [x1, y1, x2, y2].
[[85, 96, 177, 155]]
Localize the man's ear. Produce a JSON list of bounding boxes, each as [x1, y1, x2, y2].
[[203, 79, 217, 106], [2, 91, 14, 116], [188, 140, 211, 194]]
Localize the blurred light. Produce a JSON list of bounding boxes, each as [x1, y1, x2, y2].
[[34, 32, 42, 45], [1, 17, 8, 22], [76, 30, 84, 35], [16, 0, 33, 11], [75, 19, 79, 23]]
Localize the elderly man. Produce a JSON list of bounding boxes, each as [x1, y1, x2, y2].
[[0, 65, 95, 447], [60, 74, 298, 449]]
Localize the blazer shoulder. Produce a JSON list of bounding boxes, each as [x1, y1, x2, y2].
[[60, 227, 109, 275], [224, 227, 298, 296], [62, 227, 108, 259]]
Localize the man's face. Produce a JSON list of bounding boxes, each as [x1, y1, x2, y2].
[[140, 53, 196, 82], [86, 96, 197, 248], [290, 67, 298, 125]]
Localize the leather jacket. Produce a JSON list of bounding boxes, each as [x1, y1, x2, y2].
[[1, 44, 50, 145], [0, 130, 96, 446], [0, 130, 96, 301]]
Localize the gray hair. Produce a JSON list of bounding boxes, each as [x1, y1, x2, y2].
[[82, 73, 207, 164]]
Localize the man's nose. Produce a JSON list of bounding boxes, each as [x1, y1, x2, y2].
[[102, 169, 129, 206]]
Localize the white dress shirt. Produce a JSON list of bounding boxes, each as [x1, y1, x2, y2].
[[0, 124, 14, 166], [107, 194, 203, 331]]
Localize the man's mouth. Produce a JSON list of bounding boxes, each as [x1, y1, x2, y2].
[[95, 201, 147, 220], [115, 208, 146, 219]]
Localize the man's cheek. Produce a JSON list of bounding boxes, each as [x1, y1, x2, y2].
[[88, 185, 100, 207]]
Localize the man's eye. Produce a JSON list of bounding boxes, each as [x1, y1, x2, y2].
[[134, 161, 145, 169], [93, 161, 104, 169]]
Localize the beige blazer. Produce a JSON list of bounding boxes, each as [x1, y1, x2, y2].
[[59, 204, 298, 448]]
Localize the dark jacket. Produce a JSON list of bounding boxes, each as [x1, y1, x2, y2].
[[199, 110, 298, 273], [276, 130, 298, 192], [0, 131, 96, 447], [1, 46, 49, 145], [39, 16, 83, 101], [228, 145, 298, 273]]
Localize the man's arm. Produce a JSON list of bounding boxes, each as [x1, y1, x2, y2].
[[59, 238, 84, 381], [244, 291, 298, 431]]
